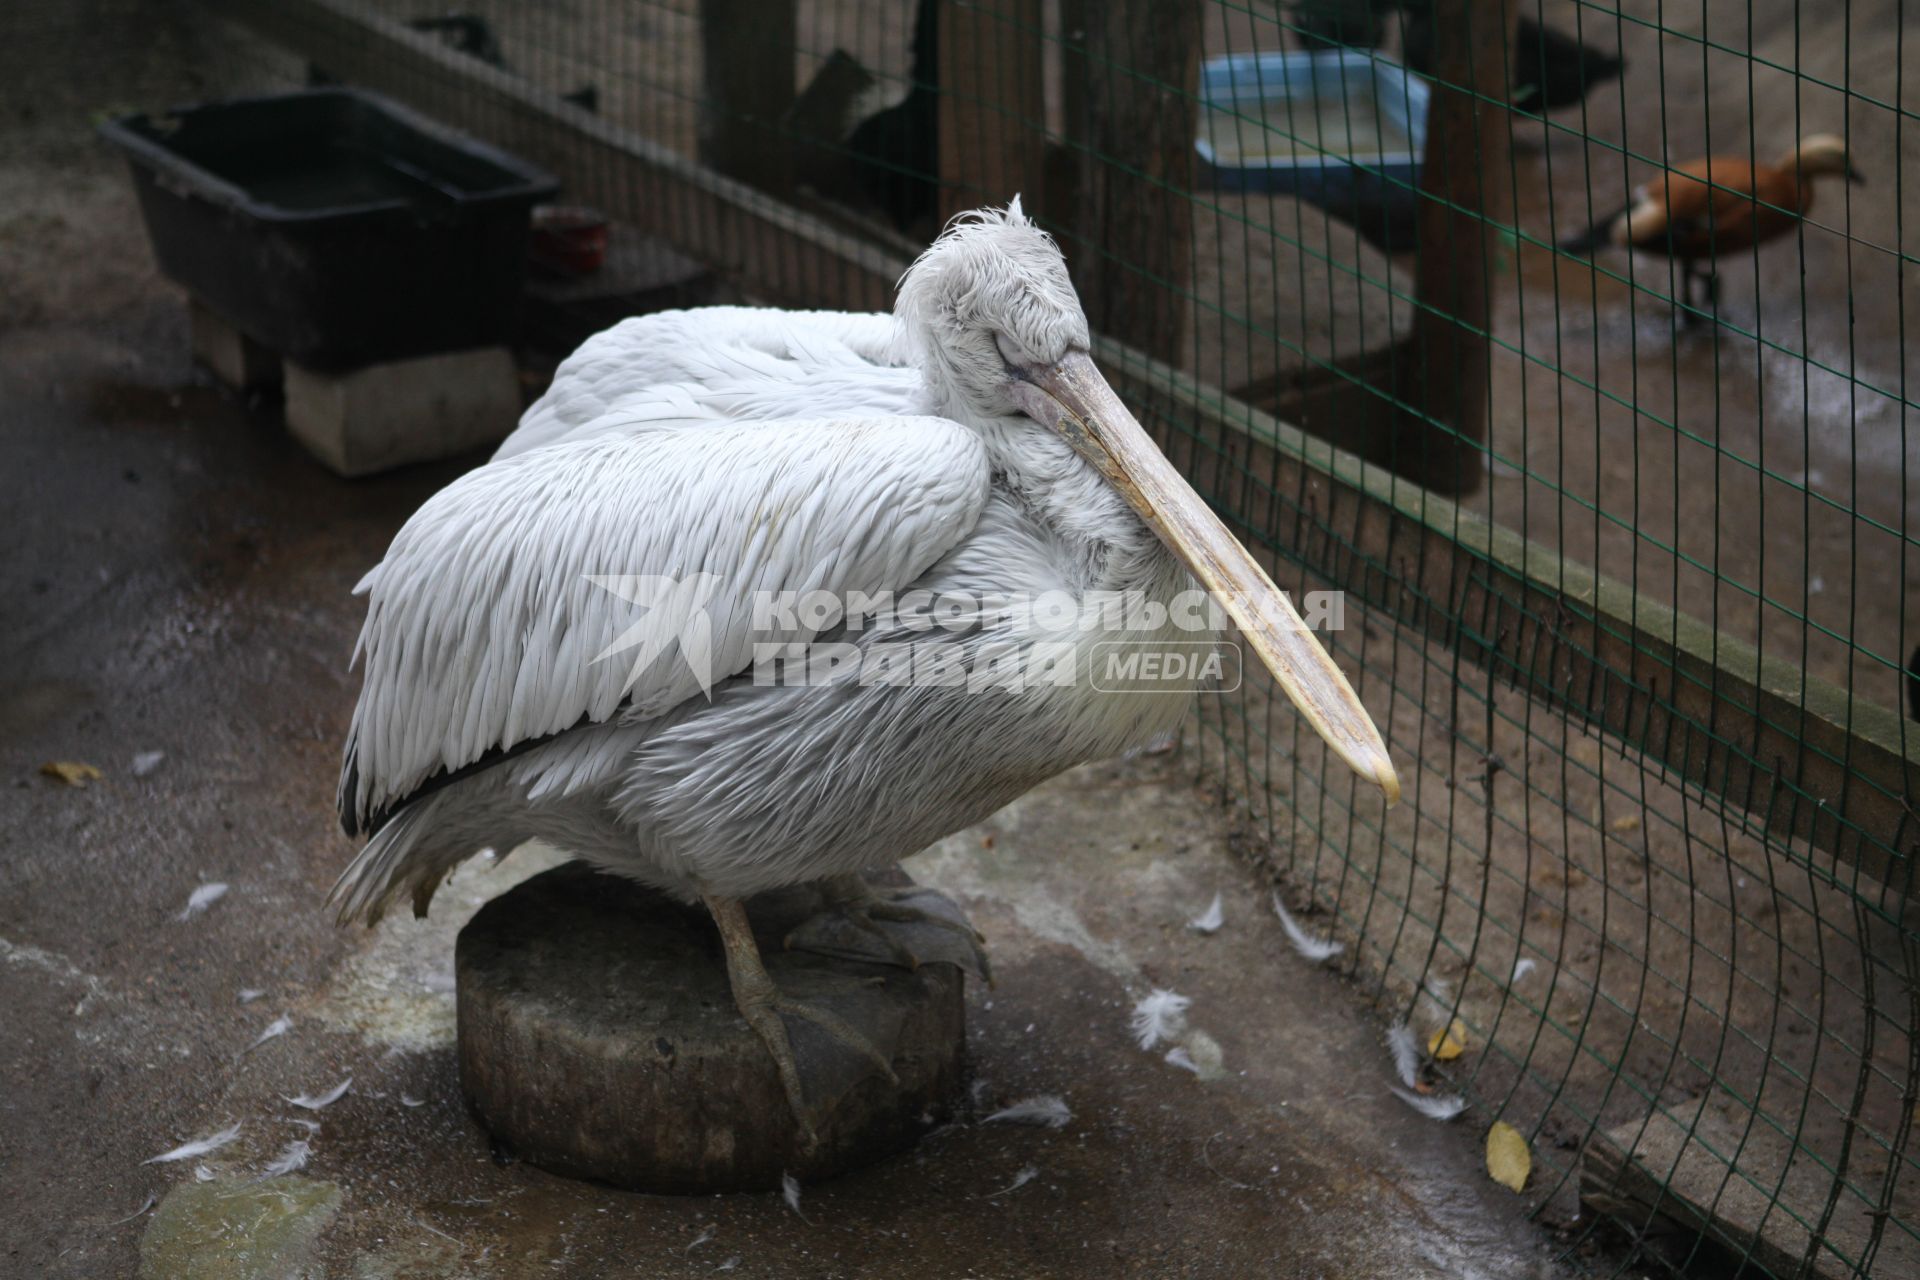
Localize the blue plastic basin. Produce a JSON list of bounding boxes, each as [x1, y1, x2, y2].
[[1197, 51, 1429, 252]]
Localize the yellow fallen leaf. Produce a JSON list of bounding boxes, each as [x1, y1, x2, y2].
[[1486, 1121, 1531, 1192], [40, 761, 103, 788], [1610, 815, 1641, 833], [1428, 1019, 1468, 1061]]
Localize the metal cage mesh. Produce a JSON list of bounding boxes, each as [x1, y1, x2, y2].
[[147, 0, 1920, 1273]]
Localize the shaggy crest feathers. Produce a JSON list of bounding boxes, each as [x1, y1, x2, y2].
[[894, 197, 1090, 419], [1130, 988, 1192, 1050]]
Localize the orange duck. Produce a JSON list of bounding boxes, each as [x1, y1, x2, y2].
[[1559, 133, 1863, 312]]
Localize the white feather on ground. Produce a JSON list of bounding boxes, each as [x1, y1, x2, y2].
[[285, 1118, 320, 1134], [131, 751, 165, 778], [99, 1192, 157, 1226], [144, 1121, 242, 1164], [176, 882, 228, 921], [686, 1225, 715, 1254], [236, 988, 266, 1003], [1386, 1022, 1422, 1088], [284, 1078, 352, 1110], [259, 1139, 311, 1178], [983, 1095, 1072, 1129], [986, 1165, 1039, 1198], [241, 1015, 291, 1055], [192, 1166, 214, 1182], [1130, 988, 1191, 1050], [1186, 893, 1224, 934], [1271, 893, 1342, 962], [1511, 957, 1536, 983], [399, 1094, 425, 1108], [1390, 1087, 1467, 1121], [781, 1171, 809, 1222], [1164, 1046, 1201, 1075]]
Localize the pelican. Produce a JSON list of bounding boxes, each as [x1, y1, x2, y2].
[[331, 202, 1399, 1137]]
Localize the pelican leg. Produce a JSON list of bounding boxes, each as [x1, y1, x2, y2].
[[784, 872, 992, 983], [703, 894, 898, 1144]]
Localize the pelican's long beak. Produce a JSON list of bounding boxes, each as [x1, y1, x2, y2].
[[1011, 349, 1400, 805]]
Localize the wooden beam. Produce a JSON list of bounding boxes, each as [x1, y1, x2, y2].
[[208, 0, 1919, 889], [936, 0, 1046, 222], [697, 0, 797, 196], [1061, 0, 1201, 368], [1398, 0, 1517, 495]]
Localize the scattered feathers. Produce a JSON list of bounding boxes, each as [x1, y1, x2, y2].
[[1130, 988, 1191, 1050], [1511, 957, 1537, 983], [987, 1165, 1039, 1198], [399, 1094, 426, 1108], [686, 1225, 715, 1254], [284, 1077, 352, 1110], [145, 1121, 242, 1164], [1272, 893, 1342, 962], [236, 988, 266, 1004], [1164, 1046, 1201, 1075], [781, 1171, 809, 1222], [983, 1095, 1072, 1129], [242, 1015, 291, 1055], [1391, 1087, 1467, 1121], [99, 1191, 157, 1227], [176, 883, 228, 921], [259, 1139, 311, 1178], [1386, 1022, 1422, 1089], [131, 751, 166, 778], [192, 1165, 214, 1182], [1186, 893, 1224, 934]]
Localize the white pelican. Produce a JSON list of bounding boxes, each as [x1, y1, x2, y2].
[[331, 202, 1398, 1137]]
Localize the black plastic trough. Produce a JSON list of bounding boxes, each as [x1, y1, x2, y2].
[[101, 88, 558, 369]]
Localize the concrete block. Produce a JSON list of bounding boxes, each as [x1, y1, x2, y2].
[[189, 299, 281, 391], [283, 346, 520, 477]]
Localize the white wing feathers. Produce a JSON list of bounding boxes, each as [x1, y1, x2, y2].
[[498, 308, 909, 460], [340, 416, 989, 833]]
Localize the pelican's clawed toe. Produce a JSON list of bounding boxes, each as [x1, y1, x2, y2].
[[784, 875, 992, 984]]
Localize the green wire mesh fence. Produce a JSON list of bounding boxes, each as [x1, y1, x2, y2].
[[155, 0, 1920, 1273]]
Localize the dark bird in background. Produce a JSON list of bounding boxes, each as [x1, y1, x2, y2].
[[842, 0, 940, 233], [1400, 11, 1625, 115], [1292, 0, 1627, 117], [1557, 133, 1864, 311]]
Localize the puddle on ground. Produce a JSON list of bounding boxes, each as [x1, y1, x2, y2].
[[140, 1176, 342, 1280]]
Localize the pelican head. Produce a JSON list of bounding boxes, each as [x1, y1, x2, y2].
[[1789, 133, 1865, 184], [895, 200, 1401, 804]]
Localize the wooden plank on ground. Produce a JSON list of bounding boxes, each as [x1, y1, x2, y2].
[[1580, 1097, 1912, 1279]]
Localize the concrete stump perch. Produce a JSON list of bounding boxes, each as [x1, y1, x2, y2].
[[456, 863, 969, 1192]]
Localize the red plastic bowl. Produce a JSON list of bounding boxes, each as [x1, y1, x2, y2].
[[530, 205, 609, 275]]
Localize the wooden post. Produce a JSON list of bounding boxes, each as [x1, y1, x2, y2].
[[1397, 0, 1516, 495], [699, 0, 796, 195], [1061, 0, 1201, 369], [936, 0, 1047, 222]]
